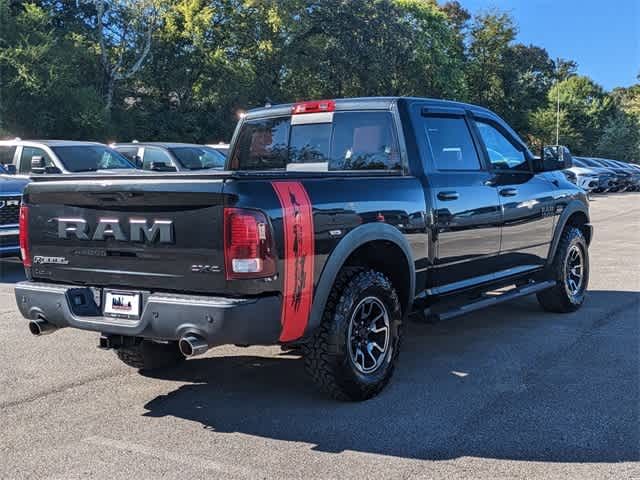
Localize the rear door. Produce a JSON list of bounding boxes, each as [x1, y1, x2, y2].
[[418, 110, 502, 290]]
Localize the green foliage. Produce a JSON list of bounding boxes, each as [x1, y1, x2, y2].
[[0, 0, 105, 138], [596, 110, 640, 162], [0, 0, 637, 161], [597, 84, 640, 162], [466, 10, 517, 111], [530, 76, 629, 157]]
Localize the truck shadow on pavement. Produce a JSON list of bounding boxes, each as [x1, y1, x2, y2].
[[142, 289, 637, 462]]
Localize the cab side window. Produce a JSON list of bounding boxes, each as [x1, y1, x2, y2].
[[0, 146, 16, 165], [142, 148, 173, 170], [423, 116, 481, 171], [117, 147, 141, 166], [475, 121, 528, 171], [19, 146, 54, 173]]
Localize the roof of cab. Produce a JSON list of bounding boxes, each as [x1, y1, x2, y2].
[[113, 142, 211, 149], [244, 96, 496, 120]]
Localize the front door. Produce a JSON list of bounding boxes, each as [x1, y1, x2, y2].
[[472, 118, 555, 269]]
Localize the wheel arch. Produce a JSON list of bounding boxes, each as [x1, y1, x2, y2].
[[547, 201, 592, 266], [305, 223, 415, 338]]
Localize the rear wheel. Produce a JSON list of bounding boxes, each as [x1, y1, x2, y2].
[[537, 227, 589, 313], [303, 268, 402, 401], [116, 340, 185, 371]]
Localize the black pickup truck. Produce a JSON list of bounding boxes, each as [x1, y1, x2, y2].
[[15, 97, 592, 401]]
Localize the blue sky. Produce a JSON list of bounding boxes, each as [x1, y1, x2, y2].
[[460, 0, 639, 90]]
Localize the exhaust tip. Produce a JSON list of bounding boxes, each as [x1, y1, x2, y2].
[[179, 335, 208, 358], [28, 317, 57, 336], [28, 319, 42, 336]]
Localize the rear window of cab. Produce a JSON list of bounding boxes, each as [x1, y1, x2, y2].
[[230, 111, 401, 171]]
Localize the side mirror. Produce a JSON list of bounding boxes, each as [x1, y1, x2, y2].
[[536, 145, 573, 172], [149, 161, 177, 172], [5, 164, 16, 175], [31, 156, 46, 174]]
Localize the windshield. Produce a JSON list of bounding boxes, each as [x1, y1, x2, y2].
[[580, 158, 606, 168], [169, 146, 226, 170], [51, 145, 135, 172], [212, 145, 229, 157], [598, 160, 620, 169]]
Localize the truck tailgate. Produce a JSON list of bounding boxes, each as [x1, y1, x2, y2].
[[24, 177, 230, 294]]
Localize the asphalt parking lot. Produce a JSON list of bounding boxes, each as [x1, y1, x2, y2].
[[0, 193, 638, 480]]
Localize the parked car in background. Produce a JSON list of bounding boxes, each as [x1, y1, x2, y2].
[[113, 142, 226, 172], [626, 162, 640, 176], [572, 157, 618, 193], [584, 157, 635, 192], [208, 142, 230, 157], [0, 140, 137, 175], [562, 164, 600, 192], [0, 168, 29, 258], [597, 159, 640, 191]]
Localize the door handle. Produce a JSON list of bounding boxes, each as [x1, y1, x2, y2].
[[437, 191, 459, 201], [499, 188, 518, 197]]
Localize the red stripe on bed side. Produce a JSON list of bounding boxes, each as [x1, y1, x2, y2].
[[272, 181, 315, 342]]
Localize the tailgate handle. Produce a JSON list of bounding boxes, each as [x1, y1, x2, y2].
[[84, 192, 134, 202]]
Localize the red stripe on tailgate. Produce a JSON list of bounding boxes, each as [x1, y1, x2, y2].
[[272, 181, 315, 342]]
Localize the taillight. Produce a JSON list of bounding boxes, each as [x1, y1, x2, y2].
[[19, 205, 31, 267], [224, 208, 276, 280], [292, 100, 335, 115]]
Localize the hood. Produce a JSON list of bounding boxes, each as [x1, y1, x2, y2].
[[567, 166, 597, 175], [0, 174, 30, 193]]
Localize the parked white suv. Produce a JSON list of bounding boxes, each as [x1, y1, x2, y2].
[[563, 165, 600, 192]]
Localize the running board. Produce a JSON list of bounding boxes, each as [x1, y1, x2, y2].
[[433, 280, 556, 322]]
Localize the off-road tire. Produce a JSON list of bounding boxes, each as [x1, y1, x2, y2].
[[537, 227, 589, 313], [303, 268, 403, 401], [116, 340, 185, 371]]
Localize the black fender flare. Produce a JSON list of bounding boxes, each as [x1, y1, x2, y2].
[[546, 200, 591, 266], [305, 223, 415, 337]]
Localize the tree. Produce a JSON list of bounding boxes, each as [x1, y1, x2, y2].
[[0, 0, 632, 150], [501, 44, 555, 134], [595, 110, 640, 162], [0, 0, 104, 138], [530, 76, 614, 155], [281, 0, 464, 101], [91, 0, 158, 116], [598, 81, 640, 162], [555, 58, 578, 82], [466, 11, 516, 111], [529, 107, 581, 152]]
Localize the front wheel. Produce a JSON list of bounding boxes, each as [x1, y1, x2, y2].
[[537, 227, 589, 313], [303, 268, 402, 401]]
